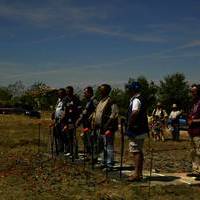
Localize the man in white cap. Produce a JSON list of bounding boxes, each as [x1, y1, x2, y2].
[[169, 104, 182, 141], [126, 81, 149, 181]]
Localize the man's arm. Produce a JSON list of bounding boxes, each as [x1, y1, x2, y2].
[[128, 98, 141, 127]]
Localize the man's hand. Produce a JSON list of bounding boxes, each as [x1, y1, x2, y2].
[[49, 122, 55, 128], [75, 118, 81, 127], [105, 130, 113, 137], [63, 125, 68, 133], [83, 127, 90, 133]]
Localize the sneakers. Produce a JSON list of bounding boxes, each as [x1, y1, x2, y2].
[[127, 172, 143, 182], [186, 172, 200, 177], [195, 176, 200, 181], [127, 175, 142, 182], [64, 152, 71, 157]]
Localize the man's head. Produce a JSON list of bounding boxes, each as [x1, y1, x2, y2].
[[99, 84, 111, 98], [126, 81, 141, 97], [156, 102, 162, 109], [57, 88, 66, 99], [66, 86, 74, 97], [84, 86, 93, 99], [172, 103, 177, 110], [190, 84, 200, 100]]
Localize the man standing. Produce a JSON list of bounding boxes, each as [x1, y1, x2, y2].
[[92, 84, 118, 168], [187, 84, 200, 180], [152, 102, 168, 141], [126, 81, 149, 181], [63, 86, 82, 157], [168, 104, 182, 141], [76, 86, 98, 158], [51, 88, 67, 155]]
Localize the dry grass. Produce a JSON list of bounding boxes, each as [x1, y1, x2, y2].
[[0, 113, 200, 199]]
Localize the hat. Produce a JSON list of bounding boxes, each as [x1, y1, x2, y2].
[[126, 81, 141, 91], [157, 102, 161, 106], [172, 104, 177, 108]]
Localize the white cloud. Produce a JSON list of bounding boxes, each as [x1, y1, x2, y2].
[[178, 40, 200, 49], [0, 1, 110, 27], [0, 1, 167, 44], [82, 25, 166, 43]]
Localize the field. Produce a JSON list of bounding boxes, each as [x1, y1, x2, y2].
[[0, 113, 200, 200]]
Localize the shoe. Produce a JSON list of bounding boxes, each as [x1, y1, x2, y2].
[[127, 175, 142, 182], [64, 152, 71, 157], [195, 176, 200, 181], [95, 163, 106, 169], [103, 164, 114, 171], [186, 173, 199, 177]]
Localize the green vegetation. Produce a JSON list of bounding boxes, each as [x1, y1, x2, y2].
[[0, 73, 192, 114]]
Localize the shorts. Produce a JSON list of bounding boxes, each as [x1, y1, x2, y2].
[[129, 138, 145, 153]]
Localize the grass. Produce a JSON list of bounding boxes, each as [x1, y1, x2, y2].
[[0, 113, 200, 199]]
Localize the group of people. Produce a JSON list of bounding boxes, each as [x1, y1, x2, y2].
[[50, 82, 200, 182], [151, 102, 182, 141], [51, 84, 119, 168]]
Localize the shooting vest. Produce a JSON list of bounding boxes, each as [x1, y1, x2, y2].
[[127, 95, 149, 137], [92, 97, 118, 134]]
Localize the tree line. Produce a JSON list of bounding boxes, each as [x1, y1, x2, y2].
[[0, 73, 192, 115]]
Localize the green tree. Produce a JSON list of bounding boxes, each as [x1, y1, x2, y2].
[[21, 82, 56, 110], [0, 87, 12, 106], [7, 80, 25, 97], [158, 73, 190, 113]]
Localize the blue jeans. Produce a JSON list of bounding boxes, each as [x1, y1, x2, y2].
[[100, 134, 115, 166]]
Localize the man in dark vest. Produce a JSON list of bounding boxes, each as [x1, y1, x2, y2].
[[76, 86, 98, 158], [92, 84, 119, 168], [63, 86, 82, 157], [126, 81, 149, 181]]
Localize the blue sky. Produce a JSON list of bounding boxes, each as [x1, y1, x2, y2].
[[0, 0, 200, 88]]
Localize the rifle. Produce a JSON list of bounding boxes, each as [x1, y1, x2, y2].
[[120, 118, 125, 178], [105, 135, 108, 179], [49, 127, 54, 159], [71, 125, 77, 162], [91, 129, 95, 169], [53, 125, 59, 155], [38, 123, 41, 154]]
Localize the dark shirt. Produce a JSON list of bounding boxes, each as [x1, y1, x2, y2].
[[81, 97, 97, 128], [188, 98, 200, 137], [64, 95, 82, 125]]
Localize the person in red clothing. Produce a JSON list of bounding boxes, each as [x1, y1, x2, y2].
[[187, 84, 200, 180]]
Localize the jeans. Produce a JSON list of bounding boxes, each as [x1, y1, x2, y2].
[[100, 134, 115, 166]]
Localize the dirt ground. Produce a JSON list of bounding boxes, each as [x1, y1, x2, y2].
[[0, 114, 199, 200]]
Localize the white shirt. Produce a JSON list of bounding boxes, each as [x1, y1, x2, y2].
[[153, 108, 168, 118], [129, 93, 147, 139], [130, 94, 141, 112], [55, 98, 65, 120], [169, 110, 181, 120]]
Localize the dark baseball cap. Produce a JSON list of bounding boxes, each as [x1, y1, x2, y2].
[[126, 81, 141, 91]]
